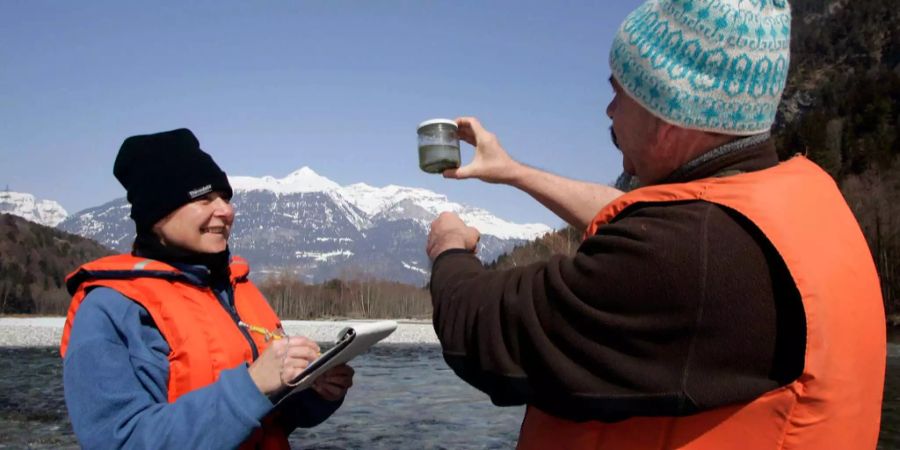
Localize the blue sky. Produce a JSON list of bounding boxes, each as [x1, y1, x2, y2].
[[1, 0, 643, 229]]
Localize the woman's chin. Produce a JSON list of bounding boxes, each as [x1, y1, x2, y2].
[[198, 235, 229, 253]]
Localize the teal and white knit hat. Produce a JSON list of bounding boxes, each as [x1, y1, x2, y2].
[[610, 0, 791, 135]]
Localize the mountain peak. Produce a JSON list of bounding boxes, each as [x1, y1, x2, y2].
[[230, 167, 340, 194], [285, 166, 320, 180], [0, 191, 68, 227]]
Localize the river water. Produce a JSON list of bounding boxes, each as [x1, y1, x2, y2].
[[1, 344, 898, 449]]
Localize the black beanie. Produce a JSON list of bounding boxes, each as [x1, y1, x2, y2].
[[114, 128, 233, 233]]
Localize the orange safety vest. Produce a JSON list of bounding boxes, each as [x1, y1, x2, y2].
[[518, 156, 886, 449], [60, 254, 290, 450]]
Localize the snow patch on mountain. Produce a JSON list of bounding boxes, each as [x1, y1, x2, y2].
[[0, 191, 68, 227], [402, 261, 428, 275], [59, 166, 556, 284], [295, 250, 354, 261], [230, 170, 552, 241], [230, 167, 340, 194], [336, 183, 550, 240]]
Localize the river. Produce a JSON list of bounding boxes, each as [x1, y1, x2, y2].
[[1, 344, 897, 449]]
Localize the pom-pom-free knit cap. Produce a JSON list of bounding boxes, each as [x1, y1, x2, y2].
[[113, 128, 233, 232], [610, 0, 791, 135]]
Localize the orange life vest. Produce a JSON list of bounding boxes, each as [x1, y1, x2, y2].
[[518, 156, 886, 449], [61, 254, 290, 450]]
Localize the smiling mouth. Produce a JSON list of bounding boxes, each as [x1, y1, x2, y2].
[[201, 226, 227, 235]]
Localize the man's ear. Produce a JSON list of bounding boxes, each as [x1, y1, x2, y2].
[[654, 119, 677, 156]]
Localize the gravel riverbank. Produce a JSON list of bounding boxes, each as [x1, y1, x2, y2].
[[0, 317, 438, 347]]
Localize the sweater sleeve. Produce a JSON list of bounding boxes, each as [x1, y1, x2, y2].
[[429, 202, 800, 422], [63, 287, 273, 450], [273, 388, 344, 432]]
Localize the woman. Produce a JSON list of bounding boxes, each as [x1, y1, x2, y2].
[[60, 128, 353, 449]]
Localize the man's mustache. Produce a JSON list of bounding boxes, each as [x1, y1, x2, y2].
[[610, 127, 619, 150]]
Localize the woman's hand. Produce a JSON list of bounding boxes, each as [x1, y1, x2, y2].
[[311, 364, 355, 402], [248, 335, 321, 396]]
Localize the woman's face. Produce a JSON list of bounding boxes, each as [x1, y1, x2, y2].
[[153, 191, 235, 253]]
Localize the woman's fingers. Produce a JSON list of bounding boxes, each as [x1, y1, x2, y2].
[[277, 336, 322, 383], [320, 368, 354, 386], [284, 344, 320, 362], [330, 364, 355, 377], [311, 364, 355, 400], [285, 336, 320, 353]]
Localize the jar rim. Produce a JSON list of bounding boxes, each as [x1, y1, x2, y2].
[[417, 118, 457, 130]]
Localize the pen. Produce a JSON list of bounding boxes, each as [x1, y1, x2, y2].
[[238, 321, 321, 357], [238, 320, 284, 342]]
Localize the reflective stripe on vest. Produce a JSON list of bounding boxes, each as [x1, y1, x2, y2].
[[518, 156, 886, 450], [60, 254, 290, 450]]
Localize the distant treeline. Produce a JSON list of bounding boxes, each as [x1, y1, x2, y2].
[[257, 272, 432, 320]]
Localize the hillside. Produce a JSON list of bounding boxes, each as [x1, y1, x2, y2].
[[775, 0, 899, 173], [773, 0, 900, 316], [0, 213, 113, 314]]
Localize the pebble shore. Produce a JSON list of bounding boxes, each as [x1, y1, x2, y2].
[[0, 317, 439, 347]]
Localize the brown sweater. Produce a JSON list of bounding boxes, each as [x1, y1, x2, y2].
[[429, 139, 805, 422]]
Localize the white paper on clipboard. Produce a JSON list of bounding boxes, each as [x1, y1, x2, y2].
[[276, 320, 397, 404]]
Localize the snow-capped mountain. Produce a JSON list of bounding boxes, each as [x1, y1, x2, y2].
[[58, 168, 553, 284], [0, 191, 68, 227]]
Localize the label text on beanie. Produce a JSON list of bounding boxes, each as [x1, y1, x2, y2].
[[188, 184, 213, 199]]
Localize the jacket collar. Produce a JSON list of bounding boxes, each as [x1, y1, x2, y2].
[[659, 132, 780, 185]]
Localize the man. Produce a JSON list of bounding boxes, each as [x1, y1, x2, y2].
[[426, 0, 886, 448]]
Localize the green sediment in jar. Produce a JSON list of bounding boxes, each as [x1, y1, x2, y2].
[[419, 144, 460, 173]]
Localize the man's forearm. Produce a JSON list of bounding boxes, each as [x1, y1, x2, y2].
[[506, 163, 624, 230]]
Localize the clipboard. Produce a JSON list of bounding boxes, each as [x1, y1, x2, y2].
[[276, 320, 397, 404]]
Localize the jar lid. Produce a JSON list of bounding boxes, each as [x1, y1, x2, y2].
[[417, 118, 457, 130]]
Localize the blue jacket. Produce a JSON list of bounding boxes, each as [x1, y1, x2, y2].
[[63, 264, 342, 449]]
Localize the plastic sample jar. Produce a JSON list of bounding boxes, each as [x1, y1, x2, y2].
[[417, 118, 460, 173]]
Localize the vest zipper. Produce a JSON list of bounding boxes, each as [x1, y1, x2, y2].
[[214, 283, 260, 361]]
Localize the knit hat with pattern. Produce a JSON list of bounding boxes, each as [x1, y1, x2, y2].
[[609, 0, 791, 135]]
